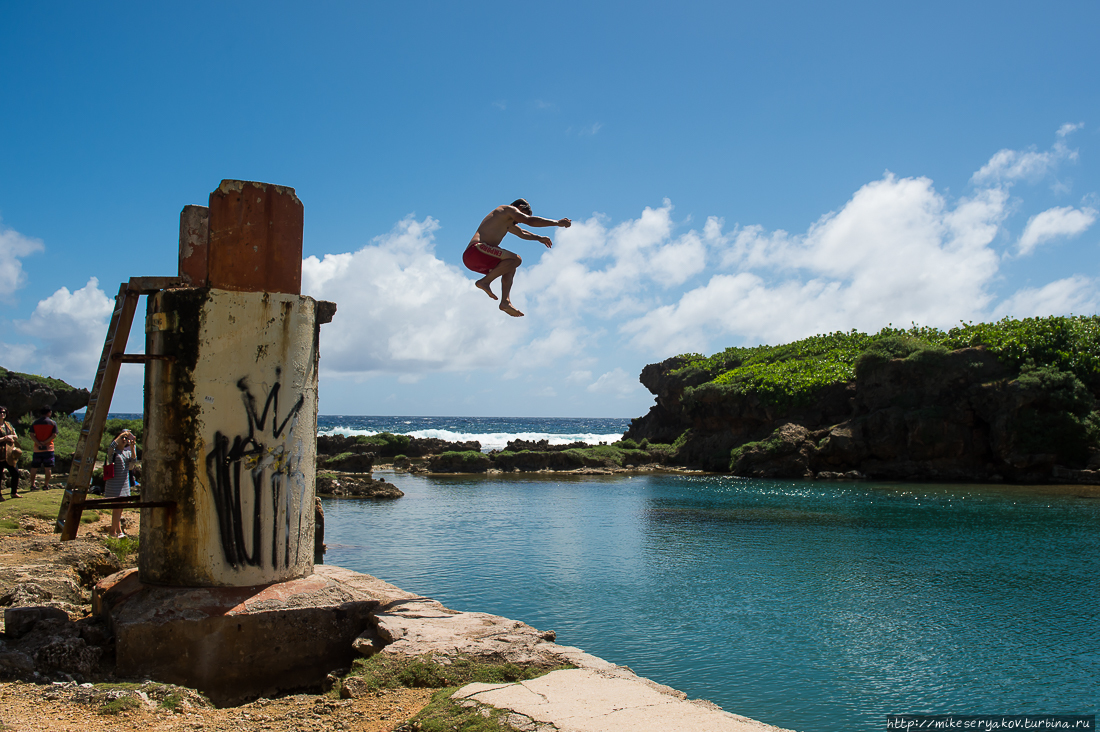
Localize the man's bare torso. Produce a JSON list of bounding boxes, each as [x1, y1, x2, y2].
[[470, 205, 521, 247]]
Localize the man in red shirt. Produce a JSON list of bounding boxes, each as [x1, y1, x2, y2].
[[28, 406, 58, 491]]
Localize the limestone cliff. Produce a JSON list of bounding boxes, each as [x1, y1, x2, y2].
[[626, 320, 1100, 483], [0, 368, 90, 422]]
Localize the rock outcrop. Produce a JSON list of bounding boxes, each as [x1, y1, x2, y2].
[[316, 473, 404, 499], [627, 347, 1100, 483], [0, 369, 89, 422], [316, 434, 481, 460], [0, 537, 123, 681]]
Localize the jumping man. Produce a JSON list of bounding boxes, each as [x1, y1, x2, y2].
[[463, 199, 571, 317]]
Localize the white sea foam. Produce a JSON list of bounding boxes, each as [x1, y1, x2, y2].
[[317, 427, 626, 452]]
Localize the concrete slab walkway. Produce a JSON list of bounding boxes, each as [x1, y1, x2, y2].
[[454, 668, 796, 732]]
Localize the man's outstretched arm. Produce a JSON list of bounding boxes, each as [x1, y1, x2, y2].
[[508, 225, 554, 248], [507, 206, 572, 229]]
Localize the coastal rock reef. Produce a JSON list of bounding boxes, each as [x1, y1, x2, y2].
[[625, 316, 1100, 483], [0, 369, 88, 423]]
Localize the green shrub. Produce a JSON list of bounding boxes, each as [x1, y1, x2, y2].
[[854, 335, 945, 379], [98, 696, 141, 715], [346, 653, 569, 693], [561, 445, 650, 467], [728, 434, 788, 471], [103, 534, 139, 560], [356, 432, 411, 455], [1011, 363, 1100, 464], [676, 316, 1100, 411], [436, 450, 490, 467]]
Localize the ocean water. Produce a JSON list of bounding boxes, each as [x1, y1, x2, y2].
[[314, 417, 1100, 732], [317, 414, 632, 452]]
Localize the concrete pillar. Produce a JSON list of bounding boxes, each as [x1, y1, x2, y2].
[[140, 289, 320, 586], [139, 179, 318, 587]]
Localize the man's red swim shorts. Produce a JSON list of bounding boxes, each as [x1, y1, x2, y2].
[[463, 242, 507, 275]]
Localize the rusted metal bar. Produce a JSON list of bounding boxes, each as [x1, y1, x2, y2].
[[82, 498, 176, 511], [112, 354, 175, 363]]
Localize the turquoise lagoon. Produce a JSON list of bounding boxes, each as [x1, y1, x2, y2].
[[322, 472, 1099, 732]]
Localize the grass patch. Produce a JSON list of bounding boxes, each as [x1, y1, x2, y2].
[[432, 451, 491, 470], [410, 687, 514, 732], [103, 534, 139, 560], [0, 489, 64, 535], [98, 696, 142, 715], [562, 445, 651, 467], [159, 692, 184, 712], [346, 653, 569, 693]]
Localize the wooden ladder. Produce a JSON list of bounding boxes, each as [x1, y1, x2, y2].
[[55, 277, 182, 540]]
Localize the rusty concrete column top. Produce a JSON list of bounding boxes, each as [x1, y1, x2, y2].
[[206, 180, 303, 295], [178, 204, 210, 287]]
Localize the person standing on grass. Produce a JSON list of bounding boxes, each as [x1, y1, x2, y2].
[[463, 199, 571, 317], [27, 406, 57, 491], [0, 407, 21, 499], [104, 429, 135, 538]]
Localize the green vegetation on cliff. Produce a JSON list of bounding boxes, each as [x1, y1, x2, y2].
[[676, 315, 1100, 410], [0, 367, 74, 393]]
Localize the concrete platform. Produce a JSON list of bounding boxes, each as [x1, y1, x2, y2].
[[93, 565, 414, 706], [455, 669, 795, 732], [92, 565, 794, 729]]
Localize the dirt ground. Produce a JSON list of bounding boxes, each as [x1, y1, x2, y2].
[[0, 501, 436, 732], [0, 681, 435, 732]]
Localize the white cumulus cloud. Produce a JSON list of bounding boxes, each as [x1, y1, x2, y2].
[[970, 124, 1081, 187], [622, 174, 1006, 355], [587, 367, 643, 398], [1016, 205, 1097, 256], [0, 221, 44, 301], [302, 215, 526, 377], [994, 275, 1100, 318], [15, 278, 114, 383]]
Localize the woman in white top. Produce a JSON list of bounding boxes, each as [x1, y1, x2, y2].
[[105, 429, 135, 538]]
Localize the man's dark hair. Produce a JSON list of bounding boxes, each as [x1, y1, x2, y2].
[[511, 199, 532, 216], [39, 406, 52, 416]]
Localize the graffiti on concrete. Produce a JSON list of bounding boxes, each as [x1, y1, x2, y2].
[[206, 369, 307, 570]]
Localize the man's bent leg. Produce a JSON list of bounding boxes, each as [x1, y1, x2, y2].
[[498, 269, 524, 317], [477, 254, 521, 300]]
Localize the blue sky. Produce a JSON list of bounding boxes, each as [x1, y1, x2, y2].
[[2, 1, 1099, 417]]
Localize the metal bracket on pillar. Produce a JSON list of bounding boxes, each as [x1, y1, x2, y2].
[[112, 354, 176, 364]]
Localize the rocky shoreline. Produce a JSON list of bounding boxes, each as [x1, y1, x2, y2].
[[0, 507, 789, 732]]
